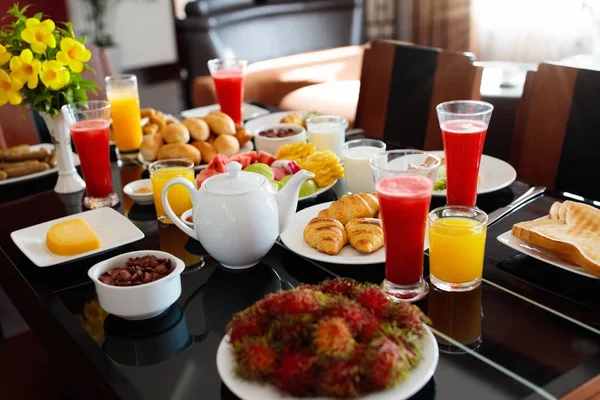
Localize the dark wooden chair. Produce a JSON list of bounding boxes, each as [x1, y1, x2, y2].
[[354, 40, 483, 149], [511, 62, 600, 200]]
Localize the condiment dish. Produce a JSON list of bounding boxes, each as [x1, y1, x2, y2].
[[123, 179, 154, 205]]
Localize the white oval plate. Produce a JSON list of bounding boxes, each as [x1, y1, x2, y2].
[[430, 151, 516, 197], [180, 103, 270, 121], [217, 327, 438, 400], [244, 111, 348, 136]]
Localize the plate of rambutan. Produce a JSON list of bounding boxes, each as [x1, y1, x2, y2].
[[216, 278, 439, 399]]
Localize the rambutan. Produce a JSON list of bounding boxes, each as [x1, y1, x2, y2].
[[365, 337, 407, 390], [228, 314, 267, 344], [356, 285, 390, 317], [318, 278, 358, 297], [314, 317, 355, 358], [384, 301, 429, 335], [268, 314, 314, 349], [234, 339, 278, 380], [319, 359, 362, 398], [266, 288, 321, 316], [323, 300, 381, 341], [378, 323, 423, 367], [273, 348, 318, 396]]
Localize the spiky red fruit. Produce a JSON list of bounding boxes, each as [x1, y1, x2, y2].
[[357, 286, 390, 317], [319, 359, 362, 398], [379, 323, 423, 367], [273, 349, 318, 396], [324, 301, 380, 341], [314, 318, 355, 358], [318, 278, 357, 297], [269, 315, 314, 349], [235, 341, 277, 380], [264, 289, 320, 315], [366, 337, 406, 390], [384, 302, 428, 335], [228, 314, 267, 344]]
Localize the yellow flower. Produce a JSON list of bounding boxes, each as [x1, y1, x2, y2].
[[21, 18, 56, 54], [56, 38, 91, 73], [0, 44, 11, 65], [0, 70, 23, 105], [10, 49, 41, 89], [40, 60, 70, 90]]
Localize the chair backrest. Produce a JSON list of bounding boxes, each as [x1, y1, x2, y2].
[[511, 62, 600, 200], [355, 40, 482, 149]]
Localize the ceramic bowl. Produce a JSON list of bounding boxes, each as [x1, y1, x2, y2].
[[88, 250, 185, 320], [253, 123, 306, 155], [123, 179, 154, 205]]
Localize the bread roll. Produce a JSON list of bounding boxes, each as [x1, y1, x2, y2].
[[214, 135, 240, 157], [183, 118, 210, 141], [140, 133, 164, 162], [235, 124, 252, 146], [157, 143, 201, 165], [207, 134, 217, 145], [191, 140, 217, 163], [203, 113, 235, 136], [161, 123, 190, 144], [143, 123, 159, 136]]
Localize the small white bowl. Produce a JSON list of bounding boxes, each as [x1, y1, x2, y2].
[[253, 123, 306, 155], [181, 208, 194, 228], [88, 250, 185, 320], [123, 179, 154, 205]]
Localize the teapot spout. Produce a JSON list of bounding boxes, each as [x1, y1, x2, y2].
[[276, 170, 315, 234]]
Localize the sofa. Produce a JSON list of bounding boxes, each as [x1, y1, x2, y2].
[[176, 0, 364, 106]]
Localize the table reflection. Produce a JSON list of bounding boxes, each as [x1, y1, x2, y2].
[[158, 223, 204, 267], [427, 285, 483, 353], [119, 165, 145, 214]]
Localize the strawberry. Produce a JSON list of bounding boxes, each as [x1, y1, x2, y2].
[[314, 318, 355, 358], [234, 339, 278, 380], [273, 349, 318, 396], [318, 278, 358, 297], [228, 314, 267, 344], [365, 337, 406, 390], [319, 359, 362, 398], [356, 286, 390, 317]]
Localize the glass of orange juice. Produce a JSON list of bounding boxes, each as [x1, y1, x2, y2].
[[149, 159, 195, 224], [105, 74, 142, 163], [428, 205, 487, 292]]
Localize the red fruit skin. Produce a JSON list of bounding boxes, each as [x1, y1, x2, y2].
[[319, 359, 362, 398], [269, 315, 314, 349], [367, 338, 403, 390], [357, 286, 390, 317], [273, 349, 318, 396], [267, 289, 320, 315], [236, 341, 278, 380], [384, 302, 428, 335], [323, 302, 380, 341], [314, 318, 355, 358], [228, 314, 266, 344], [318, 278, 357, 297]]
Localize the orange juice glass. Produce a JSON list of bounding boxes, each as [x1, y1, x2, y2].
[[149, 159, 195, 224], [105, 75, 142, 162], [428, 206, 487, 292]]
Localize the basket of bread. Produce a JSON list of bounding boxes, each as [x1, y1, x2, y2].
[[139, 109, 252, 166]]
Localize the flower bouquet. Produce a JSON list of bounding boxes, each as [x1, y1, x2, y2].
[[0, 4, 98, 193]]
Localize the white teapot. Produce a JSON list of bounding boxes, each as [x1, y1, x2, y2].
[[162, 161, 314, 269]]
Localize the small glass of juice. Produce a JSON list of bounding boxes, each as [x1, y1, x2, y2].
[[62, 101, 119, 209], [149, 159, 195, 224], [342, 138, 386, 193], [105, 74, 143, 164], [370, 150, 441, 302], [428, 205, 488, 292], [306, 115, 347, 159], [207, 58, 247, 124]]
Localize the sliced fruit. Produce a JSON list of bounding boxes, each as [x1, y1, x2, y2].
[[299, 179, 317, 197], [257, 150, 276, 166], [271, 166, 289, 181], [244, 163, 274, 180]]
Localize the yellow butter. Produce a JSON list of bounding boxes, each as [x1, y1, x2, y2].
[[46, 218, 101, 256]]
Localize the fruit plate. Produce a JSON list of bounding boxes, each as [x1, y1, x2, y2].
[[137, 141, 254, 171], [429, 151, 517, 197], [217, 327, 438, 400], [299, 180, 336, 202]]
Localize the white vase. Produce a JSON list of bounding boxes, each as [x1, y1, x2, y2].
[[39, 112, 86, 194]]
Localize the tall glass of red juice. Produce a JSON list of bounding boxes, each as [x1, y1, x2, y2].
[[436, 101, 494, 207], [207, 58, 247, 124], [62, 101, 119, 209], [370, 150, 440, 302]]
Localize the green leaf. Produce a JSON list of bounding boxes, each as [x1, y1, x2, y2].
[[66, 88, 74, 104], [33, 12, 42, 20], [33, 92, 53, 105]]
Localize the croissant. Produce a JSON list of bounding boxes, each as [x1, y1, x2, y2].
[[357, 193, 379, 214], [345, 218, 384, 254], [323, 194, 378, 225], [304, 217, 348, 255]]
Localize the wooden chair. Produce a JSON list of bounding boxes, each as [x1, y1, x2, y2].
[[511, 62, 600, 200], [355, 40, 483, 149]]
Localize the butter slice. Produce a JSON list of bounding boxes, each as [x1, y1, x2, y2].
[[46, 218, 101, 256]]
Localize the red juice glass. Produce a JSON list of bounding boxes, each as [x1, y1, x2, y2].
[[370, 150, 440, 302], [436, 101, 493, 207], [207, 58, 247, 124], [62, 101, 119, 209]]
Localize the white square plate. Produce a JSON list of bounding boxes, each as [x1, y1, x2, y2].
[[497, 227, 598, 279], [180, 102, 269, 120], [10, 208, 145, 267]]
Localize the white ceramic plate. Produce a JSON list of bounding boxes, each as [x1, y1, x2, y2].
[[181, 103, 270, 120], [429, 151, 516, 197], [137, 141, 254, 170], [245, 110, 350, 137], [217, 327, 438, 400], [123, 179, 154, 205], [280, 202, 430, 265], [0, 144, 80, 186], [10, 208, 145, 267], [497, 223, 598, 279]]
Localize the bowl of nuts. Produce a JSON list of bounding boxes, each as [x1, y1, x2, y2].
[[88, 250, 185, 320], [254, 123, 306, 156]]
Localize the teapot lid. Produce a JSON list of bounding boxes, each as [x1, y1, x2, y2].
[[204, 162, 266, 195]]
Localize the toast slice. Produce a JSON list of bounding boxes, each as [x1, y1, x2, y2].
[[512, 201, 600, 277]]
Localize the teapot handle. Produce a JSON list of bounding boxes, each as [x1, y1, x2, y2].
[[162, 177, 198, 240]]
